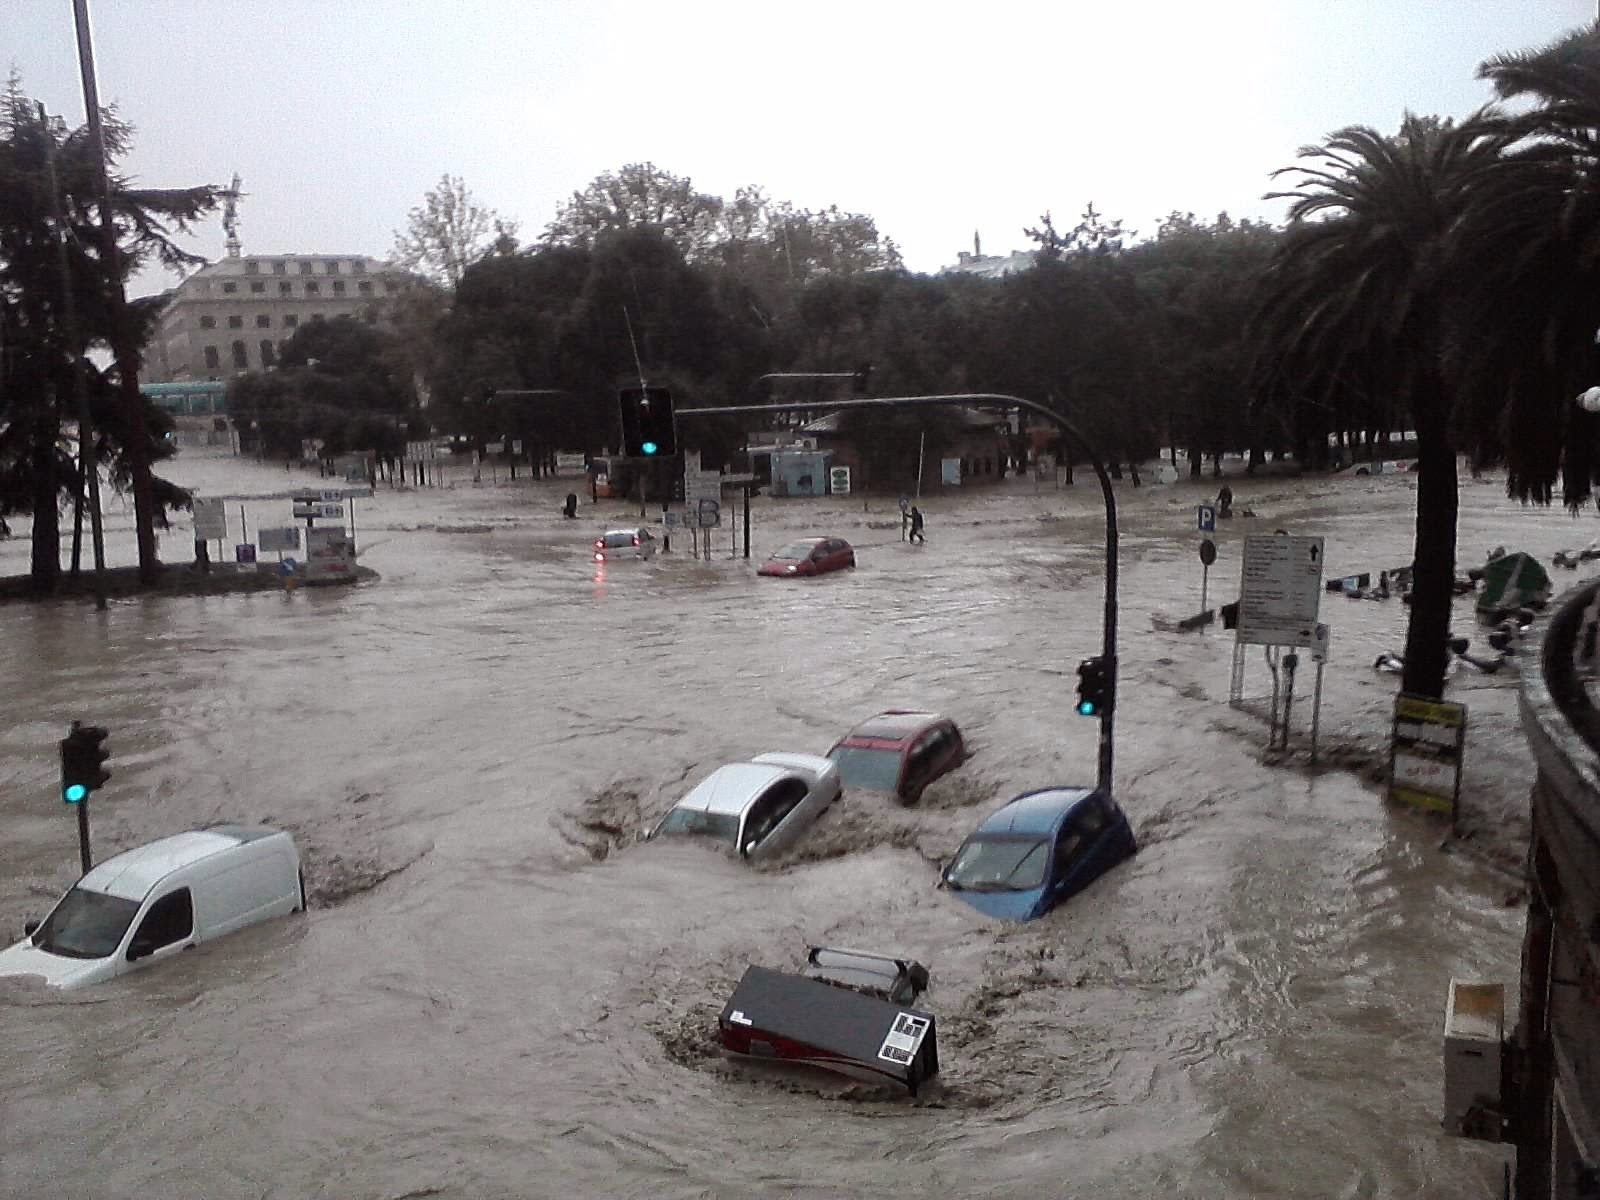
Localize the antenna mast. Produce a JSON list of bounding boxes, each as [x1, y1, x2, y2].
[[220, 172, 244, 258], [623, 306, 648, 392]]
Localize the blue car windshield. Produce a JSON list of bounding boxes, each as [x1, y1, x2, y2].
[[944, 837, 1050, 892], [654, 808, 739, 845], [31, 887, 140, 959], [827, 746, 902, 793]]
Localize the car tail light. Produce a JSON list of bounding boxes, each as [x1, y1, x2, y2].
[[594, 539, 605, 550], [594, 551, 605, 562], [631, 536, 640, 546]]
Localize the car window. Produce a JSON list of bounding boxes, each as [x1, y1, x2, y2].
[[129, 888, 193, 957], [654, 808, 739, 845], [827, 745, 903, 792], [603, 531, 638, 548], [743, 778, 809, 848], [30, 887, 140, 960], [945, 837, 1050, 892], [773, 541, 815, 561]]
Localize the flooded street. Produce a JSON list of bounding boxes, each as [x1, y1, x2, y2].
[[0, 450, 1554, 1198]]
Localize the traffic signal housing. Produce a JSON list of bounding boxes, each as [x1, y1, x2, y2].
[[60, 723, 111, 804], [1075, 656, 1111, 717], [618, 386, 676, 457]]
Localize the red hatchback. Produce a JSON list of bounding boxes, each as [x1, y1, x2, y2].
[[826, 711, 966, 805], [757, 537, 856, 577]]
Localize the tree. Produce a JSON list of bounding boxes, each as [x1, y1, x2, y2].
[[1253, 114, 1503, 699], [0, 78, 216, 590], [391, 174, 517, 288], [542, 163, 724, 262]]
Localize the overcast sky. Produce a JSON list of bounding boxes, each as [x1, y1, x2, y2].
[[7, 0, 1596, 297]]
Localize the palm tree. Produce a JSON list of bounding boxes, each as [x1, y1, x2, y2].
[[1453, 24, 1600, 508], [1252, 114, 1504, 699]]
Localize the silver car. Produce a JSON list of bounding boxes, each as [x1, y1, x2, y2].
[[593, 527, 657, 562], [649, 752, 841, 860]]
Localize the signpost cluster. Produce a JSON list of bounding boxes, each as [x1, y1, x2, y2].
[[1228, 532, 1331, 760]]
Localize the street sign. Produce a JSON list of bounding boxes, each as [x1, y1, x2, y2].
[[1199, 538, 1217, 566], [683, 469, 722, 526], [1236, 533, 1325, 646], [193, 497, 226, 540], [898, 494, 911, 514], [829, 466, 852, 495], [316, 503, 345, 520], [1198, 504, 1216, 533], [723, 472, 756, 485], [235, 543, 257, 565], [292, 495, 319, 519], [1388, 694, 1466, 820]]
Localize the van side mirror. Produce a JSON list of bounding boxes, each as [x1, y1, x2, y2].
[[23, 918, 39, 938]]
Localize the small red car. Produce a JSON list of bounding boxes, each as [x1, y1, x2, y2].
[[826, 711, 966, 804], [757, 537, 856, 577]]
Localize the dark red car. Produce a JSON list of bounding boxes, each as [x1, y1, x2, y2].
[[757, 537, 856, 577], [826, 711, 966, 804]]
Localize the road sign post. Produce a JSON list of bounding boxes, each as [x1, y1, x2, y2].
[[1199, 537, 1217, 612]]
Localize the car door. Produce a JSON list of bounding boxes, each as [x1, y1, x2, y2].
[[122, 887, 195, 974], [753, 776, 820, 857], [1049, 799, 1119, 903], [901, 728, 950, 802]]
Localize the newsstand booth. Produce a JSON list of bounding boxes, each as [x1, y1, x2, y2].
[[718, 965, 939, 1095]]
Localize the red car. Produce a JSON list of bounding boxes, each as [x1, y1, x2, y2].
[[757, 537, 856, 577], [826, 711, 966, 804]]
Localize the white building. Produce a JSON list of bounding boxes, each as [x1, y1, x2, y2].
[[144, 253, 415, 383]]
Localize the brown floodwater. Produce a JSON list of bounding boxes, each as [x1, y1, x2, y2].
[[0, 450, 1550, 1198]]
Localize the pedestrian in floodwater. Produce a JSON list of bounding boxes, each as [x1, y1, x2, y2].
[[909, 506, 926, 544]]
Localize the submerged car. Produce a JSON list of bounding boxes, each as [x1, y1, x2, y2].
[[757, 537, 855, 577], [593, 527, 657, 563], [0, 826, 305, 990], [648, 752, 841, 861], [826, 710, 965, 804], [941, 787, 1135, 922]]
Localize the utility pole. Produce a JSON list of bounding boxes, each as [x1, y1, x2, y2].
[[73, 0, 160, 584], [40, 103, 108, 610]]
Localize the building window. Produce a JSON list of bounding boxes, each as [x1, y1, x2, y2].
[[283, 314, 298, 328], [357, 281, 373, 295], [299, 261, 313, 275], [255, 314, 271, 328], [203, 345, 220, 369], [332, 280, 346, 295], [249, 281, 265, 294], [199, 315, 216, 329], [305, 281, 320, 295], [231, 340, 248, 369], [245, 260, 259, 274], [260, 340, 276, 368], [272, 260, 287, 275], [228, 315, 243, 329], [222, 281, 238, 294], [351, 259, 366, 274], [279, 281, 292, 295], [325, 260, 341, 275]]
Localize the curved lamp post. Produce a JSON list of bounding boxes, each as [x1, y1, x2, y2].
[[679, 392, 1119, 797]]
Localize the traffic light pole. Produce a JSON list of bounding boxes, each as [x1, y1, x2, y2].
[[680, 392, 1119, 796], [77, 794, 91, 874]]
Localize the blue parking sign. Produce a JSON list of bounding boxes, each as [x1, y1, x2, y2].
[[1198, 504, 1216, 533]]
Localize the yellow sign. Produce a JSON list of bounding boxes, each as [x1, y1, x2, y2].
[[1388, 693, 1467, 820]]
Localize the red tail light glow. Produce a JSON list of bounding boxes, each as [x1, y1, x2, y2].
[[631, 536, 640, 546]]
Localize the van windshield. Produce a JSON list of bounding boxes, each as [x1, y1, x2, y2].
[[31, 887, 140, 959]]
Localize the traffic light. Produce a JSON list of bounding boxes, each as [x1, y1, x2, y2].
[[60, 723, 110, 804], [619, 386, 676, 457], [1075, 656, 1111, 717]]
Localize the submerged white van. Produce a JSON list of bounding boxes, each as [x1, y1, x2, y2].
[[0, 825, 305, 990]]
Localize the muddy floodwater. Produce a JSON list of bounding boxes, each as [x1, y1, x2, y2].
[[0, 450, 1562, 1198]]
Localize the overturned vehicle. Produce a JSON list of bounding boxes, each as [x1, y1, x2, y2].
[[717, 947, 939, 1095]]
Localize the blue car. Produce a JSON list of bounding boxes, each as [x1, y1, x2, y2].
[[940, 787, 1136, 921]]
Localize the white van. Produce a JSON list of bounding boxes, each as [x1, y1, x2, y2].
[[0, 825, 305, 990]]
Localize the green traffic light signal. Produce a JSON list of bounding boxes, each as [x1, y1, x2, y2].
[[64, 782, 87, 804], [1076, 699, 1097, 717], [642, 441, 658, 455]]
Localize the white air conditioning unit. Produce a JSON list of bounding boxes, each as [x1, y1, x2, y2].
[[1442, 979, 1507, 1141]]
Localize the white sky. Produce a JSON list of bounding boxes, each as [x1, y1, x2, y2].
[[7, 0, 1596, 297]]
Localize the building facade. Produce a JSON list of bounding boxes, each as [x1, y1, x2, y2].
[[143, 253, 414, 383]]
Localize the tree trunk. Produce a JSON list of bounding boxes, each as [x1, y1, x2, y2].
[[29, 405, 60, 592], [1400, 374, 1457, 699]]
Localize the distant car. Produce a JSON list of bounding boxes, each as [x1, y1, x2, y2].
[[757, 537, 855, 577], [593, 527, 657, 563], [649, 752, 841, 861], [941, 787, 1135, 922], [826, 711, 966, 805], [802, 945, 930, 1006]]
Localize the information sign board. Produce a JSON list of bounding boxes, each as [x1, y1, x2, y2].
[[259, 527, 300, 553], [829, 466, 851, 495], [1236, 533, 1325, 646], [305, 525, 356, 581], [1388, 694, 1467, 819], [682, 470, 722, 527], [193, 497, 227, 540], [316, 503, 344, 521]]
